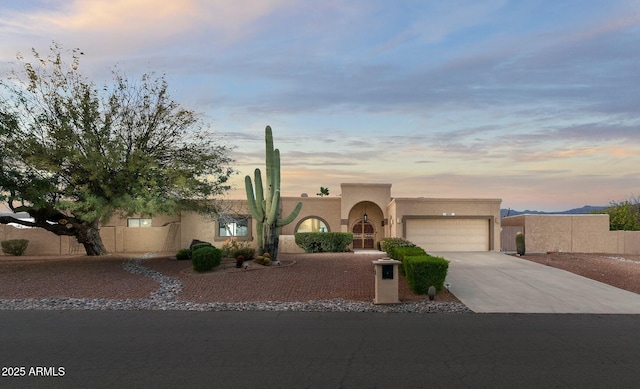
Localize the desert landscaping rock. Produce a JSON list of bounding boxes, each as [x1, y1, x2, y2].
[[0, 297, 471, 313], [0, 253, 471, 313], [3, 251, 639, 313]]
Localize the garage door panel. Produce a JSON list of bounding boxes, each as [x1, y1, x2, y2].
[[406, 219, 489, 251]]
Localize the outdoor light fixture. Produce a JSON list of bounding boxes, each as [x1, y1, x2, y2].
[[363, 203, 368, 222]]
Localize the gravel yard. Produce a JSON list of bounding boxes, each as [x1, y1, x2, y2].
[[0, 252, 467, 312], [2, 251, 638, 312], [517, 252, 640, 295]]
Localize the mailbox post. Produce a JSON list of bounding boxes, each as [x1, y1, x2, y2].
[[372, 258, 401, 304]]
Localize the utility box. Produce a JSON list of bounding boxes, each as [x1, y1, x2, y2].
[[372, 258, 401, 304]]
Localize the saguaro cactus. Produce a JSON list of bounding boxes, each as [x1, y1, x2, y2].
[[245, 126, 302, 260]]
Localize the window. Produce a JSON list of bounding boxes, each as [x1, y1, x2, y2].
[[218, 217, 249, 237], [127, 218, 152, 227], [296, 217, 329, 233]]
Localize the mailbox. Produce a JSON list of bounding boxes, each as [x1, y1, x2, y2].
[[382, 264, 394, 279], [372, 258, 401, 304]]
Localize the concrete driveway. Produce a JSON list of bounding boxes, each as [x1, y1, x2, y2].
[[431, 251, 640, 314]]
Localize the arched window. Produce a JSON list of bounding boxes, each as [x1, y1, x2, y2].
[[295, 217, 329, 233]]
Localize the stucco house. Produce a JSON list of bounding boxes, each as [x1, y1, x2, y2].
[[0, 183, 502, 255], [182, 183, 502, 254]]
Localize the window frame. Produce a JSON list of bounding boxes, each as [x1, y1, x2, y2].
[[216, 215, 252, 241], [127, 218, 152, 228], [295, 216, 331, 233]]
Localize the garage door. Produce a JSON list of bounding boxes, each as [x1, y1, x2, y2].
[[405, 218, 489, 251]]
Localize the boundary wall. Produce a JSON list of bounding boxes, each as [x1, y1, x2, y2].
[[501, 214, 640, 254], [0, 224, 180, 256]]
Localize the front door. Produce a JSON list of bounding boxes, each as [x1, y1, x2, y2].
[[352, 220, 375, 249]]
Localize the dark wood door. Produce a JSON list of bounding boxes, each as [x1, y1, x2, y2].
[[352, 220, 374, 249]]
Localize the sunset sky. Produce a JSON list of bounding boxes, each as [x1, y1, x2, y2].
[[1, 1, 639, 211]]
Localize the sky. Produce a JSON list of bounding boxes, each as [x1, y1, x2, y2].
[[1, 0, 639, 212]]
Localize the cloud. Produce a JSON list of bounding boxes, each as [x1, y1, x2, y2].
[[374, 0, 507, 53], [2, 1, 639, 212], [0, 0, 297, 57]]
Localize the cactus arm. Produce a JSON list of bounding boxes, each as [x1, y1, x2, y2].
[[273, 149, 281, 197], [244, 175, 264, 221], [254, 168, 264, 211], [277, 201, 303, 227], [266, 190, 280, 225], [265, 126, 275, 217], [246, 125, 303, 259]]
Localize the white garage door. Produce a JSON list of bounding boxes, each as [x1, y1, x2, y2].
[[405, 218, 489, 251]]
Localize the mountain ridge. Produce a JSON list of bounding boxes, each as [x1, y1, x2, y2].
[[501, 205, 607, 218]]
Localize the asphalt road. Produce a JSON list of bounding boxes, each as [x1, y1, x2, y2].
[[1, 311, 639, 388]]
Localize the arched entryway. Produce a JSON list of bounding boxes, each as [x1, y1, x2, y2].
[[352, 219, 375, 249]]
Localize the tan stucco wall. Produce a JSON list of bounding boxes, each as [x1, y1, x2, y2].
[[117, 225, 179, 253], [340, 183, 391, 226], [339, 184, 391, 249], [179, 212, 225, 249], [0, 224, 70, 255], [500, 215, 525, 228], [0, 224, 110, 255], [570, 215, 618, 253], [389, 198, 502, 250], [104, 213, 180, 227], [616, 231, 640, 254], [2, 191, 505, 255], [279, 235, 305, 254], [501, 214, 640, 254], [280, 197, 341, 235], [178, 200, 257, 250]]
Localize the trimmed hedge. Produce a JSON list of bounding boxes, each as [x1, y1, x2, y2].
[[1, 239, 29, 256], [380, 237, 416, 256], [404, 255, 449, 294], [294, 232, 353, 253], [191, 246, 223, 272], [389, 246, 427, 274]]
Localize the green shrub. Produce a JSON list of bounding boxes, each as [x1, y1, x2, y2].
[[1, 239, 29, 256], [321, 233, 353, 252], [294, 232, 353, 253], [221, 238, 254, 258], [404, 255, 449, 294], [389, 246, 427, 274], [295, 233, 322, 253], [515, 232, 526, 256], [176, 248, 191, 260], [231, 247, 255, 261], [191, 242, 213, 253], [380, 237, 416, 256], [191, 246, 222, 272]]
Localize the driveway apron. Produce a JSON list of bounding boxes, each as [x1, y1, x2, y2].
[[431, 251, 640, 314]]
